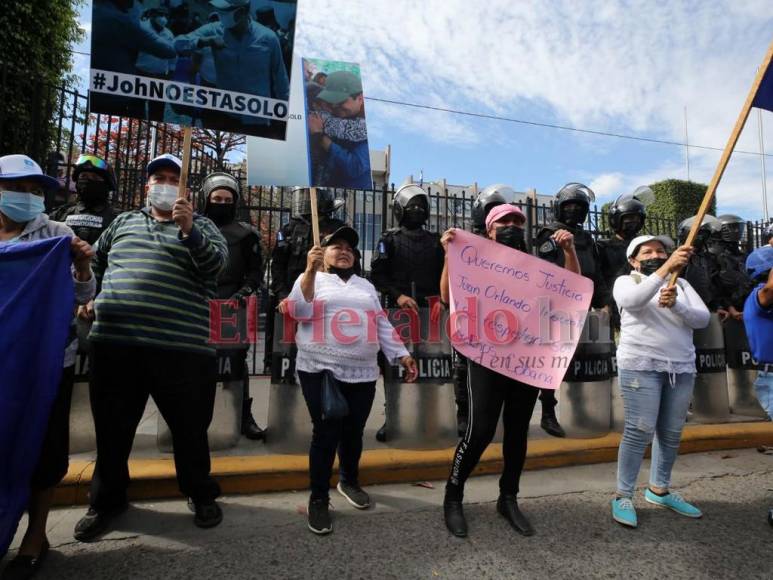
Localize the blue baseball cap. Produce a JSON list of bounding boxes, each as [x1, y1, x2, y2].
[[147, 153, 182, 176], [0, 154, 59, 191], [746, 245, 773, 280]]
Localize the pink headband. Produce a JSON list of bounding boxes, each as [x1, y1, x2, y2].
[[485, 204, 526, 231]]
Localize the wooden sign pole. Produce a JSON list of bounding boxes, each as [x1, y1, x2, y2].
[[178, 126, 193, 199], [668, 38, 773, 287], [310, 186, 321, 246]]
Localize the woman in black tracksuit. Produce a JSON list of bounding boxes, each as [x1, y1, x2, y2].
[[439, 204, 580, 538]]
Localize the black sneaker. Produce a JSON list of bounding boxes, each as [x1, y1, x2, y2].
[[540, 414, 566, 438], [496, 494, 535, 536], [307, 498, 333, 535], [188, 499, 223, 528], [73, 503, 128, 542], [375, 423, 388, 443], [242, 398, 266, 441], [336, 481, 371, 509]]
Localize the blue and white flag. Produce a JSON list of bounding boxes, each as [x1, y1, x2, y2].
[[0, 236, 74, 557]]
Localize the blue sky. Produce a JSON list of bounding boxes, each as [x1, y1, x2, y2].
[[73, 1, 773, 219]]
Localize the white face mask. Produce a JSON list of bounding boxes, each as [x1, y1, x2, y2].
[[148, 184, 178, 211]]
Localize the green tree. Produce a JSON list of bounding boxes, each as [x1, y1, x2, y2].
[[0, 0, 84, 163], [648, 179, 713, 223]]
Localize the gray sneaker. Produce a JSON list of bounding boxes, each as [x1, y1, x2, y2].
[[337, 481, 371, 509]]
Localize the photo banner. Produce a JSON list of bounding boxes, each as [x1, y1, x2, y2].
[[89, 0, 298, 140], [302, 57, 373, 189], [447, 230, 594, 390]]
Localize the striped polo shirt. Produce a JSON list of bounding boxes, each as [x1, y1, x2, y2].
[[90, 208, 228, 355]]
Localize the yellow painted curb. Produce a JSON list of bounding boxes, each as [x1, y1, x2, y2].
[[53, 421, 773, 506]]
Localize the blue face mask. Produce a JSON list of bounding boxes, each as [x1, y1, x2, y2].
[[0, 190, 46, 223]]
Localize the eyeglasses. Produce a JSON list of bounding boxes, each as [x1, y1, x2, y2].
[[75, 155, 109, 170]]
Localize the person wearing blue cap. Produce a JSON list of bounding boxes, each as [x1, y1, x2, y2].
[[0, 154, 96, 578], [72, 153, 229, 542], [742, 246, 773, 522]]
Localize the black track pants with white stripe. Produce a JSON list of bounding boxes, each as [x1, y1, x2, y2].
[[445, 360, 539, 501]]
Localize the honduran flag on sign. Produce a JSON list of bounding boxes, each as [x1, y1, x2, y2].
[[0, 236, 74, 558], [752, 56, 773, 112]]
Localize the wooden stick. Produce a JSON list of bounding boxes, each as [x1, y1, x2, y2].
[[310, 186, 321, 246], [668, 38, 773, 287], [178, 126, 193, 199]]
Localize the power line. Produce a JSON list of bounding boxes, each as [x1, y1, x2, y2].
[[366, 96, 773, 158]]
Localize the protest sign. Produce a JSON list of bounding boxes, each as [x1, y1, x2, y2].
[[302, 58, 373, 189], [247, 56, 310, 185], [447, 229, 594, 390], [89, 0, 297, 139]]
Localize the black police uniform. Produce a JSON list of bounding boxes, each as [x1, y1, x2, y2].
[[49, 201, 119, 246], [710, 241, 755, 311], [370, 226, 445, 308], [535, 221, 606, 427]]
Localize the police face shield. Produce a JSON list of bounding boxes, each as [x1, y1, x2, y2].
[[560, 201, 588, 226], [721, 222, 744, 243], [402, 197, 429, 229], [619, 214, 642, 238]]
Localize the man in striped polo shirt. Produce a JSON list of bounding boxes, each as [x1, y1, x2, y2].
[[73, 154, 229, 541]]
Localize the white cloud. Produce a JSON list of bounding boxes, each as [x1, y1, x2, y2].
[[589, 172, 625, 199]]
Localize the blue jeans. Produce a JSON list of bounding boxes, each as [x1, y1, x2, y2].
[[754, 370, 773, 419], [616, 369, 695, 497]]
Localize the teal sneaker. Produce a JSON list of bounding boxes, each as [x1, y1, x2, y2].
[[611, 497, 637, 528], [645, 489, 702, 518]]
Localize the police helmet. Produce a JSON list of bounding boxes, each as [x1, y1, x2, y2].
[[392, 184, 429, 225], [677, 214, 720, 245], [72, 154, 117, 191], [608, 193, 646, 235], [472, 184, 512, 231], [717, 214, 745, 243], [291, 187, 344, 218], [553, 182, 595, 224], [763, 221, 773, 244]]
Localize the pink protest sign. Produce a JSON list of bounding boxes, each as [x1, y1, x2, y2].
[[447, 229, 594, 390]]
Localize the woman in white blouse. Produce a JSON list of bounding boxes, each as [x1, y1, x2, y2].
[[288, 226, 417, 535], [611, 235, 710, 529]]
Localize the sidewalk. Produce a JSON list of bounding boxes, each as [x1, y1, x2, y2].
[[57, 377, 773, 505]]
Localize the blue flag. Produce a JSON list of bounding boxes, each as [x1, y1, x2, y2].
[[753, 61, 773, 112], [0, 236, 74, 557]]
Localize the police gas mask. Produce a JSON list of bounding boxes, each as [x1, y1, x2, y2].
[[206, 201, 236, 226], [636, 257, 667, 276], [147, 184, 178, 212], [494, 225, 526, 251], [560, 202, 587, 227], [77, 178, 110, 207], [401, 200, 428, 229]]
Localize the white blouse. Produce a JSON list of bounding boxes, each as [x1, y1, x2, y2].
[[288, 272, 410, 383]]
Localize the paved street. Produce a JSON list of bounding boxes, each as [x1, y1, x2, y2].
[[5, 449, 772, 579]]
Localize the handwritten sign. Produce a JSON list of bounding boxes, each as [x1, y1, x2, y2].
[[447, 230, 594, 390]]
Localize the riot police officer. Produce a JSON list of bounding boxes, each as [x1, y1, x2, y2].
[[535, 183, 606, 438], [203, 172, 265, 440], [370, 183, 445, 441], [49, 154, 119, 245], [763, 222, 773, 246], [710, 214, 755, 320], [598, 190, 648, 329], [676, 214, 722, 311]]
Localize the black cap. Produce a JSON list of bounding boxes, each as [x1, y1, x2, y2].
[[321, 226, 359, 249]]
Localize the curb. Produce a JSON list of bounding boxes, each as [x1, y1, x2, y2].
[[53, 422, 773, 506]]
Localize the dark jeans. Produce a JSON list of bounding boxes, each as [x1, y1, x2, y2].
[[446, 361, 539, 500], [298, 371, 376, 501], [88, 343, 220, 510], [31, 366, 75, 490], [539, 388, 557, 414]]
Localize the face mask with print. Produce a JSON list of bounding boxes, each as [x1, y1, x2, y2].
[[0, 191, 45, 223], [147, 184, 178, 211]]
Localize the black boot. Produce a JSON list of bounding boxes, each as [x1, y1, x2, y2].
[[443, 500, 468, 537], [497, 495, 534, 536], [242, 397, 265, 441], [540, 412, 566, 438]]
